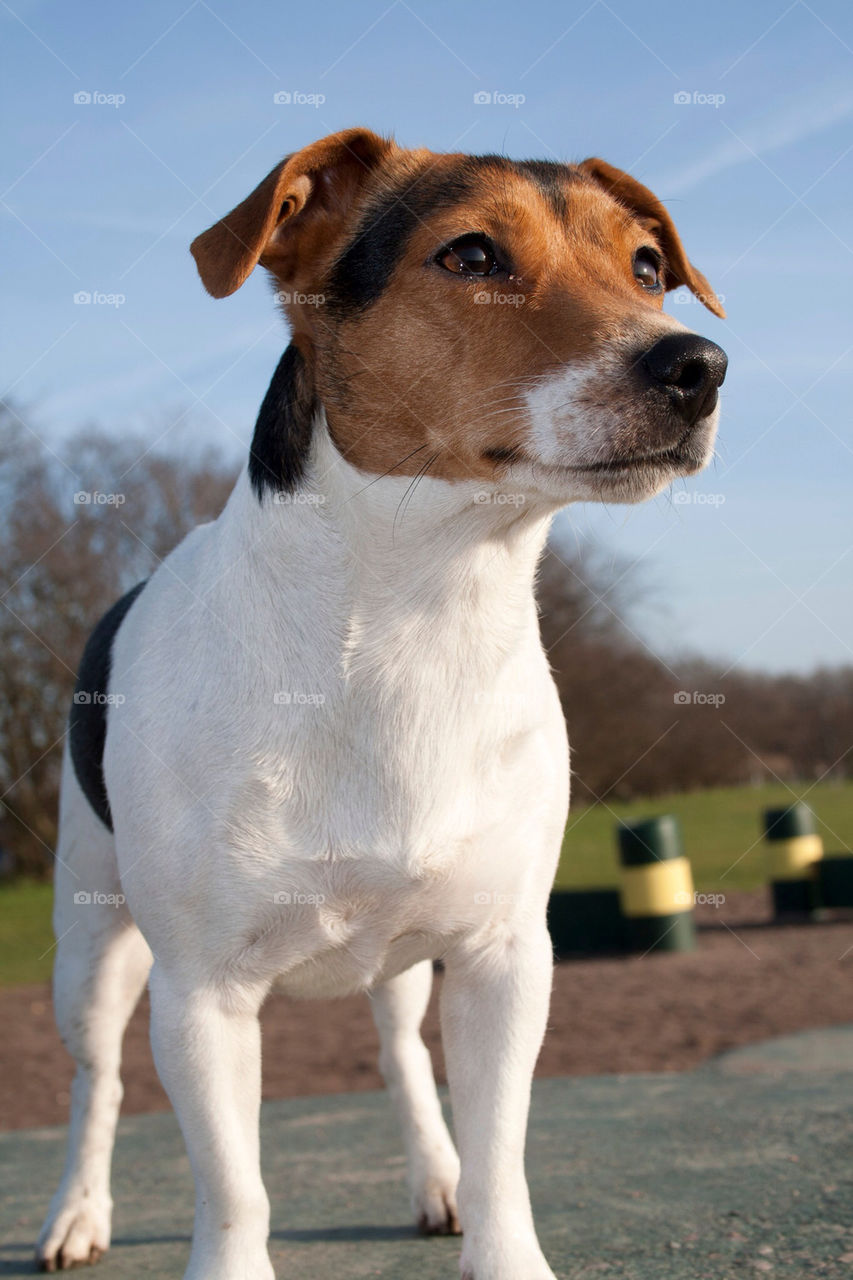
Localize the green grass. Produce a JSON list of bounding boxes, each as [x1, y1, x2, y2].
[[0, 782, 851, 985], [555, 780, 853, 892], [0, 879, 55, 986]]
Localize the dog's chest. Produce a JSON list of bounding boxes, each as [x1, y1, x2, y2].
[[224, 715, 551, 998], [254, 838, 523, 998]]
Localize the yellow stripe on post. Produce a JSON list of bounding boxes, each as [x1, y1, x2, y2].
[[766, 834, 823, 881], [619, 856, 694, 918]]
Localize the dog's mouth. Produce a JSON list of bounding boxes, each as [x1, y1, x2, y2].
[[507, 439, 706, 480], [563, 442, 701, 474]]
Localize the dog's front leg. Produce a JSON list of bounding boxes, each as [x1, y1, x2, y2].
[[441, 922, 557, 1280], [148, 966, 274, 1280]]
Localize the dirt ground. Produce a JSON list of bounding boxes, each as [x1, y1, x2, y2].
[[3, 890, 852, 1131]]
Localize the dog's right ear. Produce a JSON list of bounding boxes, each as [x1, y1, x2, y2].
[[191, 128, 394, 298]]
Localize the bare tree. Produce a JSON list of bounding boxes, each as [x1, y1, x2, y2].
[[0, 404, 235, 875]]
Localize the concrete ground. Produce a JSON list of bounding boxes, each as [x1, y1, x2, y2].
[[2, 1028, 852, 1279]]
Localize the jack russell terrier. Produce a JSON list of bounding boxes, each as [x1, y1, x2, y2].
[[37, 127, 726, 1279]]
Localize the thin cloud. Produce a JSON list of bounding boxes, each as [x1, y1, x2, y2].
[[654, 87, 853, 194]]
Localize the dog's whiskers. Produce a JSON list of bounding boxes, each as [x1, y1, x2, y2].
[[392, 451, 440, 542], [344, 443, 431, 504]]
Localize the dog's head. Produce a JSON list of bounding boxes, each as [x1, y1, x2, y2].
[[192, 128, 727, 505]]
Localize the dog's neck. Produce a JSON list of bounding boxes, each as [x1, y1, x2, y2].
[[221, 414, 554, 679]]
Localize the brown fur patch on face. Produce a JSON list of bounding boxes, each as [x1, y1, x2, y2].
[[282, 158, 675, 483]]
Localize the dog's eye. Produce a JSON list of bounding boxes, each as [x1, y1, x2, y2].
[[436, 235, 499, 276], [633, 248, 662, 290]]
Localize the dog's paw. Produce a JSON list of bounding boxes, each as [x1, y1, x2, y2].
[[415, 1173, 462, 1236], [35, 1195, 111, 1272], [411, 1148, 461, 1236]]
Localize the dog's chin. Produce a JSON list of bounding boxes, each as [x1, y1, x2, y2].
[[527, 414, 718, 505]]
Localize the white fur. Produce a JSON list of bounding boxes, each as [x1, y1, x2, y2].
[[39, 418, 570, 1279]]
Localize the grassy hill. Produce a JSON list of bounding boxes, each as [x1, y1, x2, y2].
[[555, 780, 853, 891]]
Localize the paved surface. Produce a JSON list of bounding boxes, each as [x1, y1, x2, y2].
[[2, 1028, 853, 1279]]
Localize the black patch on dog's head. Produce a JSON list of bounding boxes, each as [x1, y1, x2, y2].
[[515, 160, 571, 221], [69, 580, 147, 831], [327, 160, 483, 316], [326, 156, 576, 317], [249, 343, 317, 500]]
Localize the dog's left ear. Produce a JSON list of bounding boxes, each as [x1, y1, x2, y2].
[[191, 128, 394, 298], [578, 158, 725, 318]]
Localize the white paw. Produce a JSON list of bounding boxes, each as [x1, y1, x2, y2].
[[35, 1193, 111, 1272], [409, 1146, 461, 1233], [414, 1170, 461, 1236]]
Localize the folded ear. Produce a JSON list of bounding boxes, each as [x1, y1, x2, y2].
[[191, 127, 394, 298], [578, 157, 725, 318]]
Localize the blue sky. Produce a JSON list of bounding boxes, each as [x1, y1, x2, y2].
[[2, 0, 851, 674]]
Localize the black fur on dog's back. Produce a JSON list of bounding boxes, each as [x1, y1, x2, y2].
[[69, 581, 146, 831]]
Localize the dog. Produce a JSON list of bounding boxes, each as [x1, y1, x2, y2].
[[36, 127, 726, 1279]]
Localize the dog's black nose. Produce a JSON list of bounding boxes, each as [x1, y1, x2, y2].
[[642, 334, 728, 422]]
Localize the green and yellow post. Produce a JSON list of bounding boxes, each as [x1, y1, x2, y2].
[[763, 804, 822, 917], [617, 815, 696, 953]]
